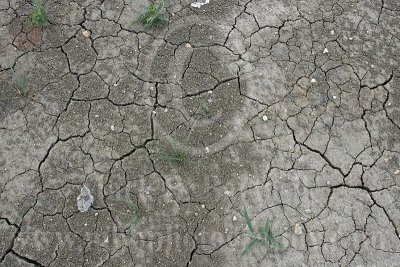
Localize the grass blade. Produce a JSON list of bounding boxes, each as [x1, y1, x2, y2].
[[241, 238, 260, 258], [243, 208, 255, 234]]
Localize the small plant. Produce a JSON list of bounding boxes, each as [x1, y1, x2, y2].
[[241, 209, 283, 258], [0, 72, 30, 98], [30, 0, 48, 27], [111, 194, 142, 233], [12, 74, 29, 97], [157, 145, 187, 165], [137, 1, 166, 28]]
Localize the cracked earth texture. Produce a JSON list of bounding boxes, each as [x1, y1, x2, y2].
[[1, 0, 400, 266]]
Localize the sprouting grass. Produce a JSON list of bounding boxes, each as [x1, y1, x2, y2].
[[12, 74, 29, 97], [0, 72, 30, 98], [111, 195, 142, 233], [30, 0, 48, 27], [241, 209, 283, 258], [156, 147, 187, 165], [136, 1, 166, 28]]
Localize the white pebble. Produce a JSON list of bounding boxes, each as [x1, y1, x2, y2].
[[294, 223, 303, 235], [262, 115, 268, 122], [82, 30, 91, 38]]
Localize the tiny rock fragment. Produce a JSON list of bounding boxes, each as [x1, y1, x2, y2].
[[332, 95, 337, 99], [294, 223, 303, 235], [384, 157, 392, 162], [111, 125, 115, 131], [394, 170, 400, 175], [224, 190, 231, 196], [185, 43, 192, 48], [311, 78, 317, 83], [232, 216, 237, 222], [82, 30, 91, 38], [205, 147, 210, 153], [191, 0, 210, 8], [330, 30, 335, 35], [77, 185, 94, 212], [323, 48, 329, 53], [262, 115, 268, 121]]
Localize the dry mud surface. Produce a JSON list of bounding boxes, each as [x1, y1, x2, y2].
[[1, 0, 400, 266]]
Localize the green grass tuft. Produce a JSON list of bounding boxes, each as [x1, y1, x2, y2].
[[30, 0, 48, 27], [156, 149, 187, 165], [111, 195, 142, 233], [241, 208, 283, 258], [12, 74, 29, 97], [137, 1, 166, 28]]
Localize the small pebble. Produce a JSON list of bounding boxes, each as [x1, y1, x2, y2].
[[311, 78, 317, 83], [384, 157, 392, 162], [394, 170, 400, 175], [294, 223, 303, 235], [333, 95, 337, 99], [262, 115, 268, 121], [330, 30, 335, 35], [323, 48, 329, 53], [82, 30, 91, 38], [185, 43, 192, 48], [111, 125, 115, 131], [232, 216, 237, 222]]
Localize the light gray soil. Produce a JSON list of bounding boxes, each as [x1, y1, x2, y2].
[[1, 0, 400, 266]]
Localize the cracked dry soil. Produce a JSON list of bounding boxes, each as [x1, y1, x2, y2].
[[1, 0, 400, 266]]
